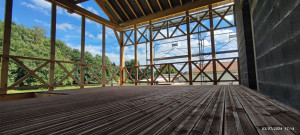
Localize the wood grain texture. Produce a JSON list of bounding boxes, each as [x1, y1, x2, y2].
[[0, 85, 299, 134]]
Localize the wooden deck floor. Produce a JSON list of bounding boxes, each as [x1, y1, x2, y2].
[[0, 85, 299, 135]]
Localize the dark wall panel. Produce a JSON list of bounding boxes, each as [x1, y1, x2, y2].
[[236, 0, 300, 109]]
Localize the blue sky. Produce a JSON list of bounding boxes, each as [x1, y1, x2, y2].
[[0, 0, 237, 66]]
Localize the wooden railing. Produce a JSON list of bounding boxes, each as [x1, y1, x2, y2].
[[0, 55, 240, 90], [0, 55, 121, 90], [123, 57, 241, 85]]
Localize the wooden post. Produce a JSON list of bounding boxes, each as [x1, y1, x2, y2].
[[120, 31, 125, 85], [49, 3, 56, 91], [0, 0, 13, 94], [167, 21, 169, 38], [134, 24, 138, 85], [186, 10, 193, 85], [209, 5, 217, 85], [80, 16, 85, 89], [149, 21, 154, 85], [102, 25, 106, 87]]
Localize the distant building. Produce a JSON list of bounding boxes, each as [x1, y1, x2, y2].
[[181, 61, 239, 85], [153, 61, 239, 85]]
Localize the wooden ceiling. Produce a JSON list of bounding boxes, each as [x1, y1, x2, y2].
[[47, 0, 234, 30]]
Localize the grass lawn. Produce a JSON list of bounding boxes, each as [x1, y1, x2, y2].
[[7, 83, 150, 94]]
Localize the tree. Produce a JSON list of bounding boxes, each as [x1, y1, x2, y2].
[[0, 21, 116, 89]]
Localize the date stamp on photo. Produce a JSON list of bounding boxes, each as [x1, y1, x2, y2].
[[261, 126, 295, 131]]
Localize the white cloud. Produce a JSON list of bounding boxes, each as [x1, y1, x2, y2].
[[31, 0, 51, 9], [22, 0, 63, 15], [86, 32, 102, 40], [56, 23, 76, 31], [21, 1, 49, 15], [87, 7, 99, 15], [225, 15, 234, 22], [34, 19, 50, 27]]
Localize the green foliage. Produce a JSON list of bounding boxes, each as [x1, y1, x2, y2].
[[0, 21, 116, 88]]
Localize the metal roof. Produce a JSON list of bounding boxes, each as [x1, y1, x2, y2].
[[95, 0, 234, 28], [54, 0, 234, 29]]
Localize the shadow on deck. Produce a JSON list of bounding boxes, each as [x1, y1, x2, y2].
[[0, 85, 299, 134]]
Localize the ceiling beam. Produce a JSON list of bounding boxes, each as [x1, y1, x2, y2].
[[125, 0, 138, 18], [46, 0, 120, 30], [115, 0, 131, 20], [94, 0, 118, 23], [146, 0, 154, 13], [135, 0, 146, 16], [179, 0, 183, 6], [156, 0, 163, 11], [120, 0, 225, 28], [167, 0, 173, 8], [74, 0, 89, 4], [106, 0, 124, 22]]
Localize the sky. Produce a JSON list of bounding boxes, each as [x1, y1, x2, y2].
[[0, 0, 237, 67]]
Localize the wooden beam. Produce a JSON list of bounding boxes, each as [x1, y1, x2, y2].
[[119, 31, 125, 85], [49, 2, 56, 91], [102, 25, 106, 87], [146, 0, 154, 14], [47, 0, 120, 30], [186, 10, 193, 85], [168, 0, 173, 8], [125, 0, 138, 18], [115, 0, 131, 20], [209, 5, 217, 85], [94, 0, 118, 23], [106, 0, 124, 22], [135, 0, 146, 16], [80, 16, 85, 89], [156, 0, 163, 11], [75, 0, 89, 4], [179, 0, 183, 6], [120, 0, 224, 27], [134, 24, 138, 85], [149, 21, 154, 85], [0, 0, 13, 94]]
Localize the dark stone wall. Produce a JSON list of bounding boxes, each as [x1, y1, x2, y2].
[[234, 0, 257, 90], [236, 0, 300, 109]]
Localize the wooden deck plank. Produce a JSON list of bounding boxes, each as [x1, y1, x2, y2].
[[0, 85, 299, 134], [233, 86, 295, 135]]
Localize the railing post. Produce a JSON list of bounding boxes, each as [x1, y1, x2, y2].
[[209, 5, 218, 85], [80, 15, 85, 89], [0, 0, 13, 94], [134, 24, 138, 85], [102, 24, 106, 87], [149, 21, 154, 85], [237, 57, 241, 84], [120, 31, 125, 85], [186, 10, 193, 85], [49, 2, 56, 91]]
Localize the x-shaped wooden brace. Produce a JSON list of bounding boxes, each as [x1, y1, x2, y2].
[[217, 58, 238, 81], [114, 30, 121, 45], [192, 61, 213, 82], [190, 11, 209, 33], [154, 65, 168, 82], [85, 65, 102, 84], [124, 30, 134, 45], [124, 67, 135, 83], [9, 58, 49, 88], [137, 26, 149, 43], [153, 22, 167, 40], [138, 66, 150, 82], [213, 6, 234, 29], [169, 17, 186, 37], [171, 63, 189, 82], [55, 62, 81, 86], [105, 66, 120, 83]]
